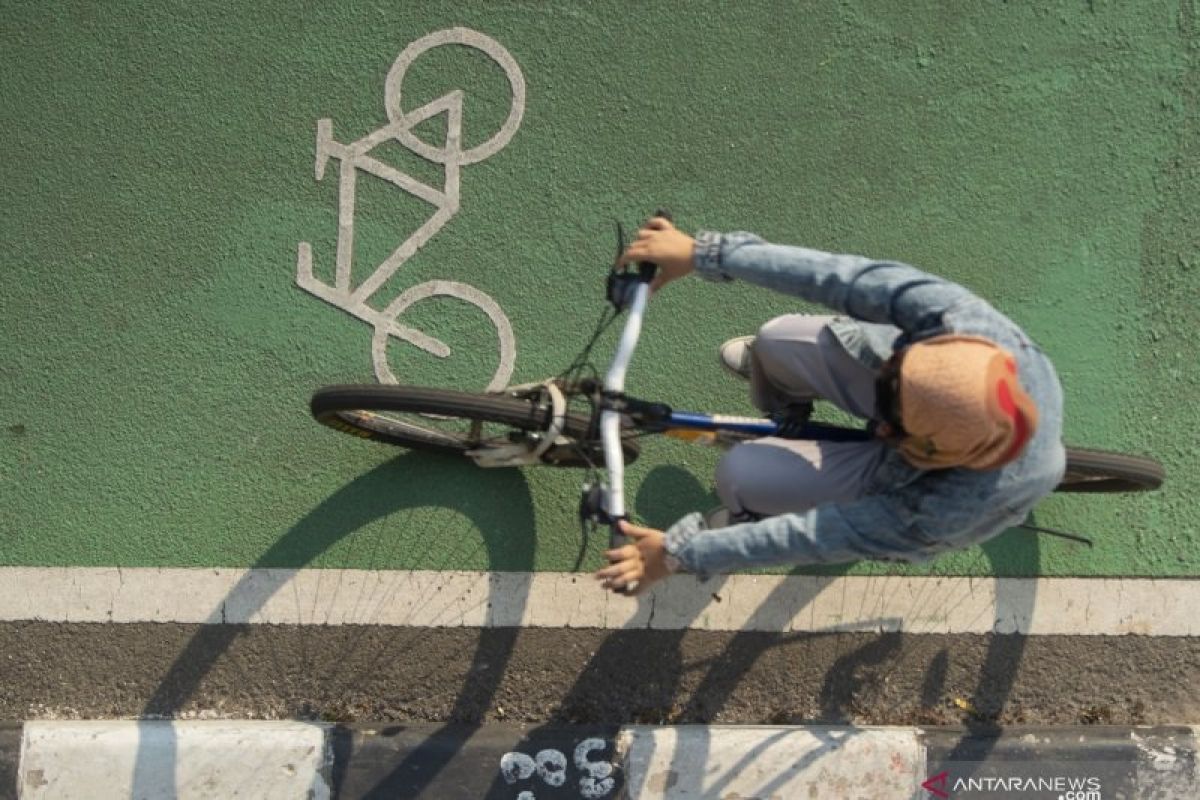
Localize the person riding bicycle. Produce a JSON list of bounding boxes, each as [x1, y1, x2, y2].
[[597, 216, 1064, 594]]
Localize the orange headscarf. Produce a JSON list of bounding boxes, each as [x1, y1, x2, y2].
[[896, 335, 1038, 470]]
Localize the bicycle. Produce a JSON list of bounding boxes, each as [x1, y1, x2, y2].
[[310, 212, 1165, 557]]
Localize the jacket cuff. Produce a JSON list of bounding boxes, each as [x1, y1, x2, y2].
[[663, 511, 706, 577], [692, 231, 733, 283]]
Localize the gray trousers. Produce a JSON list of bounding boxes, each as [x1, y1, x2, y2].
[[715, 315, 888, 518]]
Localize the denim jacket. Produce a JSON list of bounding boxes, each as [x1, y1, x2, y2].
[[662, 231, 1066, 577]]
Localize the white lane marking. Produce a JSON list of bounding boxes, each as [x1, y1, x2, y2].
[[19, 721, 331, 799], [1, 568, 1197, 635]]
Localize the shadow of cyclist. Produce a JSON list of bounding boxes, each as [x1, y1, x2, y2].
[[630, 516, 1041, 797], [625, 469, 1045, 796]]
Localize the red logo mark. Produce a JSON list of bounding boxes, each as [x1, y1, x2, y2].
[[922, 770, 950, 798]]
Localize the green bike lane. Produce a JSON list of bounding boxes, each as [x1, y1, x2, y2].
[[2, 0, 1197, 581], [4, 5, 1200, 795]]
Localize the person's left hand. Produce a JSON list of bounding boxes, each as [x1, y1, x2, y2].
[[595, 520, 674, 594]]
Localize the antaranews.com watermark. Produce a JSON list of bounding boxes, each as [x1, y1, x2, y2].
[[922, 761, 1128, 799]]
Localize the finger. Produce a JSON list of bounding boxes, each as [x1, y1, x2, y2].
[[597, 560, 641, 582], [623, 240, 649, 259], [603, 544, 639, 562], [595, 564, 625, 581], [618, 520, 654, 539], [644, 217, 671, 231], [626, 241, 650, 258], [596, 556, 639, 578], [616, 244, 645, 268], [605, 565, 643, 590]]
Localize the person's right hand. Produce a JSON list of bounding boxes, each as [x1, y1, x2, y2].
[[595, 520, 674, 595], [617, 216, 695, 293]]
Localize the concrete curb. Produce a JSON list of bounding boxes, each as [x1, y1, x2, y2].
[[7, 721, 1199, 798], [16, 721, 331, 799]]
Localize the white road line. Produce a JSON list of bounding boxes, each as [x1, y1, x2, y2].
[[19, 721, 331, 799], [2, 567, 1196, 635]]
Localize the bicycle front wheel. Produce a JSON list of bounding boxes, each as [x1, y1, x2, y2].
[[1056, 447, 1164, 493], [310, 384, 639, 468]]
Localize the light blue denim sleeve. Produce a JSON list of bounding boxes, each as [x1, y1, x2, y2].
[[661, 474, 1030, 578], [663, 497, 925, 578], [692, 231, 977, 334]]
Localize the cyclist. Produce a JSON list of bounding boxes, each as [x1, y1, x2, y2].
[[596, 216, 1063, 594]]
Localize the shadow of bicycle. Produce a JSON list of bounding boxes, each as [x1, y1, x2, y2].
[[130, 449, 538, 798]]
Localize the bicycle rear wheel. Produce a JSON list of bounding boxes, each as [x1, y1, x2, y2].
[[1056, 447, 1164, 493], [310, 384, 639, 468]]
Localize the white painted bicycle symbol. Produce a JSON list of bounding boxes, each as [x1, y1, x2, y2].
[[297, 27, 523, 390]]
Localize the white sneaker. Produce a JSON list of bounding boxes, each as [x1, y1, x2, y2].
[[718, 336, 754, 381]]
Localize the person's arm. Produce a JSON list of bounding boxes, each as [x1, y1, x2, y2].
[[618, 218, 981, 335], [692, 231, 977, 334], [661, 497, 920, 578], [596, 469, 1037, 589]]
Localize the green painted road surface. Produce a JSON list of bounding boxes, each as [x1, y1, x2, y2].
[[2, 2, 1197, 577]]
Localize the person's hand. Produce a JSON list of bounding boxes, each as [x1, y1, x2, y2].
[[616, 217, 695, 293], [595, 520, 674, 594]]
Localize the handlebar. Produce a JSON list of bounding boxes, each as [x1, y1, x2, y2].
[[598, 210, 672, 582]]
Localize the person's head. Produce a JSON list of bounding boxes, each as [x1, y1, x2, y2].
[[875, 335, 1038, 471]]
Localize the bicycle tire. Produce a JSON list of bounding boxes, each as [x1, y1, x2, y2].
[[310, 384, 639, 468], [1056, 447, 1164, 493]]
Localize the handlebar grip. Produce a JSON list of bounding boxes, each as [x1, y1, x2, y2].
[[652, 208, 673, 223]]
